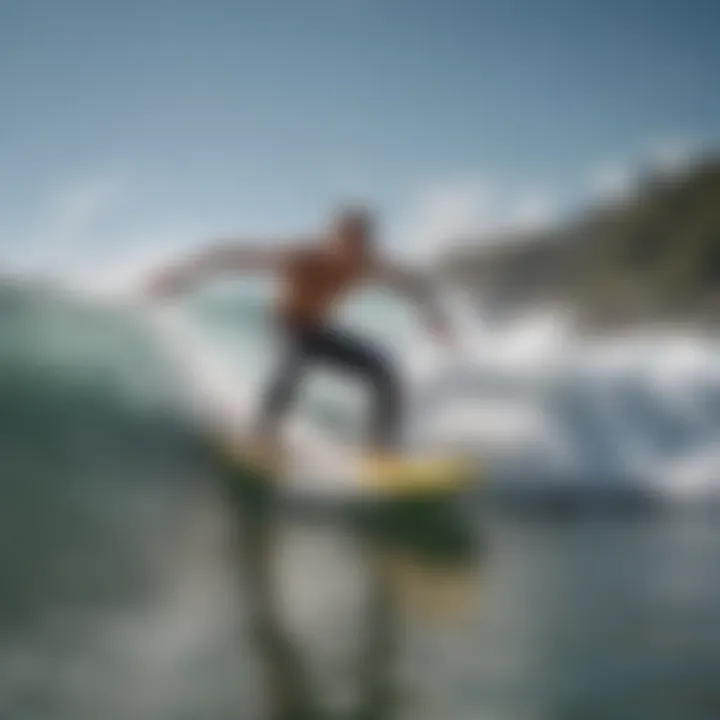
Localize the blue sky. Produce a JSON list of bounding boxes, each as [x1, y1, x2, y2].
[[2, 0, 719, 283]]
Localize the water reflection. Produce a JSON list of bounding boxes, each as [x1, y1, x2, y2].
[[219, 457, 485, 720]]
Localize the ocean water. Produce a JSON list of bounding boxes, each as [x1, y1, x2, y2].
[[2, 280, 720, 719]]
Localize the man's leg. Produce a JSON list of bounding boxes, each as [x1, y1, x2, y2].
[[255, 334, 307, 447], [308, 328, 403, 453]]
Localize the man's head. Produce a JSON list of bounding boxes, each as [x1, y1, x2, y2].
[[328, 206, 375, 257]]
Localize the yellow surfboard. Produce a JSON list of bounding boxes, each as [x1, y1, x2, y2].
[[214, 433, 475, 500], [359, 455, 474, 496]]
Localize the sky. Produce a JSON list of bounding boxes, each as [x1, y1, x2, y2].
[[1, 0, 719, 284]]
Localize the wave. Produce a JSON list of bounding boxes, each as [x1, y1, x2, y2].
[[3, 279, 720, 506]]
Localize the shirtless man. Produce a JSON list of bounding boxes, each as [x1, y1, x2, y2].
[[144, 206, 452, 458]]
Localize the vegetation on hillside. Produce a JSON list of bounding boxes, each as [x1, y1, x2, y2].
[[441, 155, 720, 327]]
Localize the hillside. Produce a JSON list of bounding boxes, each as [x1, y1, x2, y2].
[[440, 156, 720, 328]]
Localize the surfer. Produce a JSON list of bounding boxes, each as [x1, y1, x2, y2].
[[144, 206, 452, 458]]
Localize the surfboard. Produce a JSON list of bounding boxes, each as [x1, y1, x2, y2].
[[359, 455, 474, 495], [213, 434, 476, 503]]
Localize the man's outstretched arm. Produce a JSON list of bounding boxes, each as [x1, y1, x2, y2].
[[372, 262, 452, 341], [141, 239, 297, 299]]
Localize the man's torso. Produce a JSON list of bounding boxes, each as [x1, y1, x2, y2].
[[277, 243, 372, 328]]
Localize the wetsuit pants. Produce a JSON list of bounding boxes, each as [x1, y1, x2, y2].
[[258, 324, 402, 451]]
